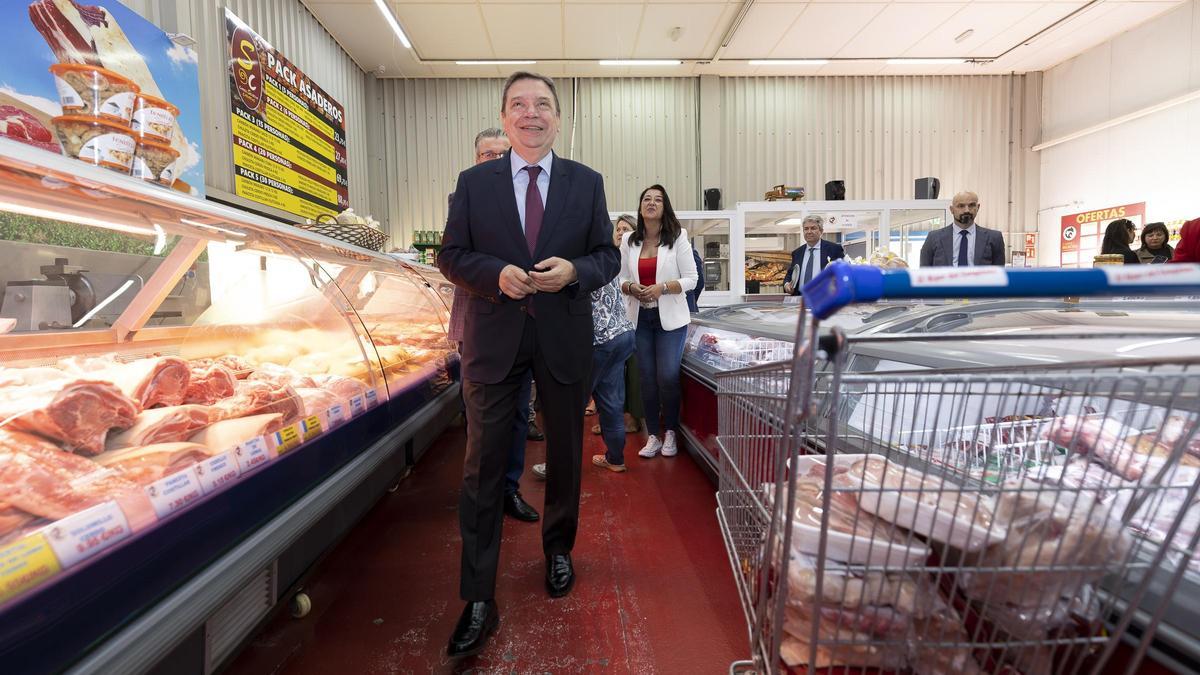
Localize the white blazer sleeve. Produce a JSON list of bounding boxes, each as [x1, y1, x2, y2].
[[618, 232, 635, 287], [674, 229, 698, 293]]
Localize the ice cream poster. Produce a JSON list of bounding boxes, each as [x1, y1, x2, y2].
[[0, 0, 204, 196]]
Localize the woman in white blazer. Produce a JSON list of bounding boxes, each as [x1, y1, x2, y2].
[[618, 185, 698, 459]]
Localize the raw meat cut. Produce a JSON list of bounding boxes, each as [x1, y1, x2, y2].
[[0, 104, 60, 153], [28, 0, 105, 67], [0, 502, 36, 538], [187, 413, 281, 453], [0, 428, 147, 522], [94, 442, 212, 485], [248, 362, 317, 389], [191, 355, 252, 379], [212, 380, 301, 426], [295, 387, 340, 417], [792, 464, 913, 548], [0, 379, 137, 455], [1044, 415, 1156, 480], [1158, 415, 1200, 459], [60, 355, 191, 409], [103, 405, 213, 451], [312, 374, 368, 401], [183, 364, 236, 404]]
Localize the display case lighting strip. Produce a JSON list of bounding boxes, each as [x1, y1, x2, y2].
[[0, 201, 157, 237], [179, 218, 248, 239]]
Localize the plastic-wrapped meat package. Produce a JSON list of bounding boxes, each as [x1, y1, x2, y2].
[[59, 355, 191, 409], [780, 550, 981, 673], [956, 478, 1131, 611], [1108, 463, 1200, 553], [295, 388, 340, 417], [312, 374, 368, 401], [0, 379, 138, 455], [1044, 415, 1166, 480]]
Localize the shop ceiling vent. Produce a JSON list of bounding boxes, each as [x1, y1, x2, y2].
[[915, 177, 941, 199]]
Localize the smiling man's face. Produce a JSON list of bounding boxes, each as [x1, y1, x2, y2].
[[502, 78, 560, 163]]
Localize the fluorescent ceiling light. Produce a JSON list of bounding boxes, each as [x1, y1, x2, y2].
[[749, 59, 828, 66], [456, 60, 536, 65], [886, 58, 965, 65], [372, 0, 411, 49], [598, 60, 681, 66]]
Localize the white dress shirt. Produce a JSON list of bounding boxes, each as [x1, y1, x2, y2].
[[800, 241, 824, 281], [951, 223, 977, 267], [511, 151, 552, 233]]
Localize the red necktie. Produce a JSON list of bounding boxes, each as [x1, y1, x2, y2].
[[523, 165, 543, 257]]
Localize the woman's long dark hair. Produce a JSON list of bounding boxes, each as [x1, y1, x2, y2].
[[1140, 221, 1172, 252], [1101, 218, 1135, 255], [630, 184, 681, 249]]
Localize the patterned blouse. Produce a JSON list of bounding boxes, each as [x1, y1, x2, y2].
[[591, 279, 634, 346]]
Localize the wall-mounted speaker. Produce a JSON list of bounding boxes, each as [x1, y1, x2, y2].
[[704, 188, 722, 211], [915, 177, 941, 199], [824, 180, 846, 201]]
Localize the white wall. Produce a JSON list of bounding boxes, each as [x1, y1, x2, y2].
[[1038, 0, 1200, 265]]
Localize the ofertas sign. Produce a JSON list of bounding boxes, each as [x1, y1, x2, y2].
[[1060, 203, 1145, 268]]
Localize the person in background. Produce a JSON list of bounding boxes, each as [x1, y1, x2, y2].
[[1136, 222, 1174, 264], [591, 215, 643, 435], [686, 244, 705, 312], [446, 128, 540, 524], [1171, 218, 1200, 263], [1101, 218, 1140, 264], [919, 191, 1006, 267], [782, 215, 845, 295], [439, 71, 620, 657], [619, 185, 698, 459]]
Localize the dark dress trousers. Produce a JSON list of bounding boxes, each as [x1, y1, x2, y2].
[[438, 151, 620, 602]]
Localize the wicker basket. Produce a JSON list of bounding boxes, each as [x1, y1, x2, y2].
[[296, 214, 389, 251]]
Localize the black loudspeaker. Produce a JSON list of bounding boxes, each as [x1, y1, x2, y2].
[[704, 188, 722, 210], [824, 180, 846, 200], [915, 177, 940, 199]]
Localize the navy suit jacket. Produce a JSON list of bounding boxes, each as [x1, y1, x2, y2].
[[784, 241, 845, 294], [920, 224, 1006, 267], [686, 248, 704, 312], [438, 151, 620, 385]]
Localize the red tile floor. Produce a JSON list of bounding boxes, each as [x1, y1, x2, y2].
[[227, 418, 747, 674]]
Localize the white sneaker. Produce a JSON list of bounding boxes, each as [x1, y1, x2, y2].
[[662, 431, 678, 457], [638, 435, 662, 458]]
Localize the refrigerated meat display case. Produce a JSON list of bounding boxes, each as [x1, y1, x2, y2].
[[0, 139, 461, 674], [681, 295, 1200, 673]]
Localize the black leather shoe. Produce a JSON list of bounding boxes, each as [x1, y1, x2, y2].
[[545, 554, 575, 598], [527, 420, 545, 441], [446, 600, 499, 658], [504, 492, 540, 522]]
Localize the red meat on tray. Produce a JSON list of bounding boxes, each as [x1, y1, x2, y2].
[[0, 379, 138, 455], [0, 104, 60, 153]]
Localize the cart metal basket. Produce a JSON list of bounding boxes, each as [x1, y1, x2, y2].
[[716, 263, 1200, 674]]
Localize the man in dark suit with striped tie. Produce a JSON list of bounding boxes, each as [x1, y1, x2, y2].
[[783, 215, 846, 295]]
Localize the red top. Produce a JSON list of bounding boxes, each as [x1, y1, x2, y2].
[[638, 257, 657, 286], [1171, 218, 1200, 263]]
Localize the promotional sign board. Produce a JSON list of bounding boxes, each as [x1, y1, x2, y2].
[[1060, 203, 1145, 267]]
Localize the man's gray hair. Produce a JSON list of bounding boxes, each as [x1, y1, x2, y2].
[[802, 215, 825, 227], [501, 71, 561, 116], [474, 127, 506, 151]]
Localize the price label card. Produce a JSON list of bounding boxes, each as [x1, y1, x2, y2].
[[0, 533, 62, 603], [907, 267, 1009, 288], [349, 395, 365, 417], [43, 501, 131, 569], [144, 468, 203, 518], [234, 436, 271, 475], [301, 415, 323, 441], [195, 452, 240, 494], [273, 424, 302, 455], [326, 404, 346, 429], [365, 389, 379, 408], [1101, 265, 1200, 286]]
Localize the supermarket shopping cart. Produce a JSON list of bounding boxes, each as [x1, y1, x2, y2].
[[715, 262, 1200, 674]]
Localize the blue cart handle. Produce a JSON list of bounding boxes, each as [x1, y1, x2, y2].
[[802, 261, 1200, 320]]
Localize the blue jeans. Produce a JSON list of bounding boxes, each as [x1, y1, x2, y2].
[[506, 371, 532, 495], [590, 331, 635, 465], [636, 308, 687, 436]]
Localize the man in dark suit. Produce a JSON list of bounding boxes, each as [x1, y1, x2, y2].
[[438, 71, 620, 658], [686, 245, 705, 312], [919, 191, 1006, 267], [783, 215, 845, 295]]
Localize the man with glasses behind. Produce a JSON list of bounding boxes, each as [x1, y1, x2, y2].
[[446, 128, 542, 527]]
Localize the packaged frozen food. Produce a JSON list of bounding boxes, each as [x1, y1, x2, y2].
[[48, 63, 139, 123], [131, 94, 178, 143], [131, 138, 178, 186], [50, 115, 135, 173]]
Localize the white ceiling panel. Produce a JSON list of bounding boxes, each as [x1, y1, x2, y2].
[[904, 3, 1040, 56], [393, 4, 491, 60], [308, 2, 422, 72], [481, 4, 565, 58], [771, 3, 887, 58], [564, 4, 645, 58], [635, 4, 730, 57], [837, 3, 965, 57], [722, 4, 808, 58], [971, 2, 1085, 56], [1004, 1, 1179, 72]]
